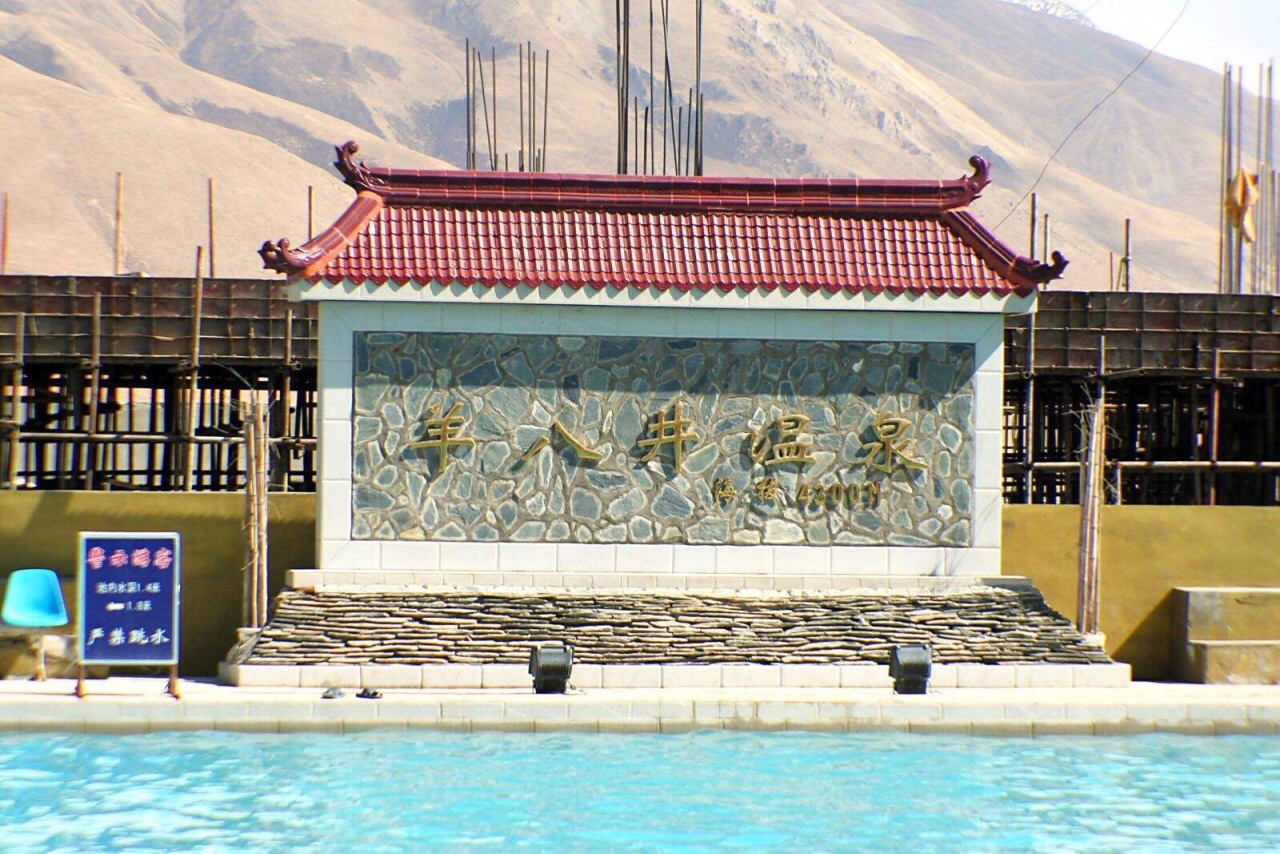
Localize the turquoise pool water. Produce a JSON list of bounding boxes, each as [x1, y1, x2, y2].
[[1, 731, 1278, 852]]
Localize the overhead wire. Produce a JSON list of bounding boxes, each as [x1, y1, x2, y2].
[[993, 0, 1192, 230]]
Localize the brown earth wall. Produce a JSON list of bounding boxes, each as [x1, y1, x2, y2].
[[1, 495, 1276, 680], [0, 492, 313, 677], [1004, 505, 1280, 680]]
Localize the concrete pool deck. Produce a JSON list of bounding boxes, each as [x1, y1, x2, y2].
[[2, 677, 1280, 735]]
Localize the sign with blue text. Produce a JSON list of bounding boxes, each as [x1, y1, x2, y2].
[[77, 532, 181, 666]]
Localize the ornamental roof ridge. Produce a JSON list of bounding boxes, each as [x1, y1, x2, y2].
[[331, 139, 992, 215], [259, 139, 1066, 295]]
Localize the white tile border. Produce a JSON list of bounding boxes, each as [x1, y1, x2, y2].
[[48, 670, 1280, 736], [315, 298, 1014, 577], [297, 279, 1037, 316], [283, 571, 1026, 590], [219, 662, 1131, 691]]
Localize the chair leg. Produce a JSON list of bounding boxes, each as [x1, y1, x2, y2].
[[33, 634, 47, 682]]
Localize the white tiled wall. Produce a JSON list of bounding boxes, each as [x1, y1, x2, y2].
[[312, 288, 1022, 581]]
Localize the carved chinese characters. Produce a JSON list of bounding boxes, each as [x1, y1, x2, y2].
[[353, 333, 973, 546]]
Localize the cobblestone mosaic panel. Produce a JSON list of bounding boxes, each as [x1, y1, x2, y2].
[[352, 333, 974, 545]]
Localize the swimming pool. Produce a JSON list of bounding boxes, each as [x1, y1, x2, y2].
[[1, 731, 1277, 851]]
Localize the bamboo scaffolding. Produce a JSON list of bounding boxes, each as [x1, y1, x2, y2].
[[184, 250, 204, 491], [1076, 338, 1105, 637], [242, 398, 268, 629], [113, 173, 124, 276], [85, 294, 102, 490], [5, 313, 23, 489], [1, 192, 9, 275], [207, 178, 217, 279]]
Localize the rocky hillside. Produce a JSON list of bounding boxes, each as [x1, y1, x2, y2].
[[0, 0, 1254, 288]]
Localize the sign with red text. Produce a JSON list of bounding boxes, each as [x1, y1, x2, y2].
[[78, 532, 181, 666]]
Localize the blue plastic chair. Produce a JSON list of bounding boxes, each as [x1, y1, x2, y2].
[[2, 569, 69, 627], [2, 569, 69, 681]]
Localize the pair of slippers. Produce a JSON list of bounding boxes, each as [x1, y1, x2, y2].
[[320, 687, 383, 700]]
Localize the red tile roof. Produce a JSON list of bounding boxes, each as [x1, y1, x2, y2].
[[260, 141, 1066, 297]]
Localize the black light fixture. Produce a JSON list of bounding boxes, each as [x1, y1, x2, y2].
[[528, 642, 574, 694], [889, 644, 931, 694]]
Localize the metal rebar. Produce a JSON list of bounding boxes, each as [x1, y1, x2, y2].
[[694, 0, 704, 175], [465, 38, 473, 170], [541, 49, 550, 172], [476, 47, 495, 170]]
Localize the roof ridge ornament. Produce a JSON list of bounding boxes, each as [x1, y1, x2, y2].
[[334, 140, 384, 191], [963, 155, 991, 199], [258, 237, 323, 274], [1022, 250, 1070, 284]]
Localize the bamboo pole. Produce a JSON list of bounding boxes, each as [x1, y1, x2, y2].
[[1255, 65, 1266, 294], [207, 178, 217, 279], [1122, 218, 1132, 291], [6, 313, 23, 489], [1023, 313, 1037, 503], [1236, 71, 1245, 294], [1209, 349, 1222, 505], [256, 401, 268, 627], [1, 191, 9, 275], [1226, 65, 1236, 293], [1191, 380, 1202, 503], [1077, 336, 1105, 638], [86, 294, 102, 490], [184, 249, 204, 492], [278, 308, 294, 492], [243, 401, 257, 628], [1029, 193, 1037, 258], [113, 172, 124, 276], [307, 185, 315, 240], [1219, 63, 1229, 293]]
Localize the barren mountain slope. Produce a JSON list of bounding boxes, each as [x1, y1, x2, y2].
[[0, 0, 1253, 287]]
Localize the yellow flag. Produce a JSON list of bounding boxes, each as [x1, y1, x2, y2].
[[1225, 167, 1260, 243]]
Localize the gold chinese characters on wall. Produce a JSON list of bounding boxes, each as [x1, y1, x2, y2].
[[407, 398, 927, 515]]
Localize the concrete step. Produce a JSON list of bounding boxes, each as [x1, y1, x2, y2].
[[1173, 587, 1280, 642], [1178, 640, 1280, 685]]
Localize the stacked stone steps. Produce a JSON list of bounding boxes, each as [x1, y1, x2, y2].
[[1175, 587, 1280, 684], [221, 582, 1127, 689]]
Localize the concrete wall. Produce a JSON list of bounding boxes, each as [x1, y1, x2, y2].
[[316, 295, 1010, 579], [3, 493, 1278, 680], [0, 492, 314, 677]]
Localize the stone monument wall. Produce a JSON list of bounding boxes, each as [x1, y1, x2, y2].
[[352, 332, 975, 547]]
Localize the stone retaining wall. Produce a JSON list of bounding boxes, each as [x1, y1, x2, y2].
[[241, 586, 1111, 668]]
